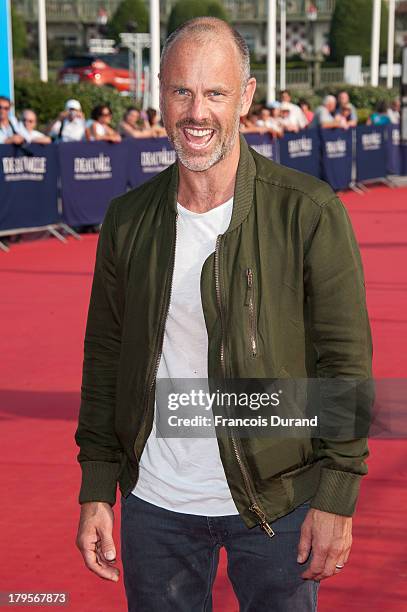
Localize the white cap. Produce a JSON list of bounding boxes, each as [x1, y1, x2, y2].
[[65, 99, 81, 111]]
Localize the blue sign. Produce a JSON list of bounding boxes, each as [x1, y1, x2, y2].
[[244, 133, 278, 162], [126, 137, 176, 188], [0, 143, 59, 231], [279, 128, 321, 178], [386, 124, 402, 175], [0, 0, 14, 102], [356, 125, 387, 182], [59, 141, 129, 226], [320, 128, 352, 191]]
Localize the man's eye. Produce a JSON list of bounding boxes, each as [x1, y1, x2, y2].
[[210, 91, 222, 97], [175, 88, 188, 95]]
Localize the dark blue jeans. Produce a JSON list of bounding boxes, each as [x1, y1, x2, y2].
[[120, 494, 319, 612]]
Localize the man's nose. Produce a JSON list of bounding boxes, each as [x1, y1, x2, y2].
[[188, 94, 209, 123]]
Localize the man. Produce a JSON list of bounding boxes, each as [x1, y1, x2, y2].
[[311, 95, 342, 129], [280, 89, 307, 130], [0, 96, 24, 145], [75, 18, 372, 611], [48, 99, 86, 142], [335, 91, 357, 128], [18, 109, 51, 144], [387, 97, 400, 125]]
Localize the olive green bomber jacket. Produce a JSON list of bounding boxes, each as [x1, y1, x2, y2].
[[75, 134, 373, 533]]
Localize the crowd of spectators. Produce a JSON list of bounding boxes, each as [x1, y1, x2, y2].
[[240, 89, 401, 137], [0, 96, 167, 145], [0, 90, 402, 147]]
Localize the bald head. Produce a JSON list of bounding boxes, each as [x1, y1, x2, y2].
[[160, 17, 250, 92]]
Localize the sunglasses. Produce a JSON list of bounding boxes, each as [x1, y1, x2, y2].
[[0, 105, 10, 110], [100, 111, 112, 117], [23, 118, 35, 123]]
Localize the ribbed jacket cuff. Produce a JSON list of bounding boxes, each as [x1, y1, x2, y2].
[[310, 467, 363, 516], [78, 461, 120, 506]]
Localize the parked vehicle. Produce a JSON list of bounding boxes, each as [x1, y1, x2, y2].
[[57, 53, 141, 94]]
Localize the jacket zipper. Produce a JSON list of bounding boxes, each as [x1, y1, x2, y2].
[[214, 236, 274, 538], [245, 268, 257, 358], [133, 212, 178, 464]]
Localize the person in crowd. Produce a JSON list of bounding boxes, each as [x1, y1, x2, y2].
[[18, 109, 51, 144], [0, 96, 25, 145], [366, 100, 392, 127], [335, 91, 357, 128], [335, 103, 357, 130], [279, 102, 300, 132], [255, 104, 283, 137], [85, 104, 121, 142], [146, 107, 167, 137], [299, 98, 314, 125], [280, 89, 307, 129], [387, 97, 400, 124], [311, 95, 342, 129], [239, 110, 260, 133], [48, 99, 86, 142], [119, 107, 151, 138]]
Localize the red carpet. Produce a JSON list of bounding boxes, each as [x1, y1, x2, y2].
[[0, 186, 406, 611]]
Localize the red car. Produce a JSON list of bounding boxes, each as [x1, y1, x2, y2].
[[58, 53, 140, 94]]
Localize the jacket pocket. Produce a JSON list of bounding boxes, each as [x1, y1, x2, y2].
[[245, 267, 258, 358]]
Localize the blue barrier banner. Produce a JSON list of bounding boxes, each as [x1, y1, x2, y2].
[[126, 137, 176, 188], [386, 124, 402, 175], [244, 133, 278, 161], [356, 125, 387, 182], [279, 128, 320, 178], [0, 143, 59, 231], [320, 128, 352, 191], [59, 141, 128, 226]]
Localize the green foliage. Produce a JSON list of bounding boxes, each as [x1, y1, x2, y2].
[[167, 0, 228, 35], [329, 0, 388, 65], [14, 80, 132, 129], [11, 6, 27, 58], [315, 83, 398, 110], [107, 0, 149, 41]]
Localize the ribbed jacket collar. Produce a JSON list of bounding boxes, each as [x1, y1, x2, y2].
[[167, 133, 256, 232]]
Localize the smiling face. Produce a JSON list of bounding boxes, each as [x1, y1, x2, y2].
[[159, 33, 255, 172]]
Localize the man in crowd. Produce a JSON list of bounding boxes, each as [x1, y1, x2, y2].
[[311, 95, 342, 129], [280, 89, 308, 129], [335, 91, 357, 128], [48, 99, 86, 142], [0, 96, 24, 145], [387, 97, 400, 124], [75, 17, 372, 611], [18, 109, 51, 144]]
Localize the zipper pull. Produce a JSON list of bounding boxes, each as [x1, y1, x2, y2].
[[250, 503, 275, 538], [245, 268, 253, 306]]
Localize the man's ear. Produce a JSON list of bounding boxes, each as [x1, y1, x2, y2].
[[241, 77, 257, 117]]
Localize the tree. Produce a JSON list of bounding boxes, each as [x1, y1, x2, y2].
[[11, 6, 27, 58], [107, 0, 149, 41], [329, 0, 388, 66], [167, 0, 229, 35]]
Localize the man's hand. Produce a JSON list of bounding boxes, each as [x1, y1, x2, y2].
[[297, 508, 352, 581], [76, 501, 120, 582]]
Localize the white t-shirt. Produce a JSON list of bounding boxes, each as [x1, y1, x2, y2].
[[50, 117, 86, 142], [132, 197, 239, 516]]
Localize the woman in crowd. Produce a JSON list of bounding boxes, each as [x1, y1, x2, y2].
[[366, 100, 391, 127], [335, 103, 357, 129], [85, 104, 121, 142], [299, 98, 314, 125], [146, 108, 167, 137], [119, 107, 151, 138]]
